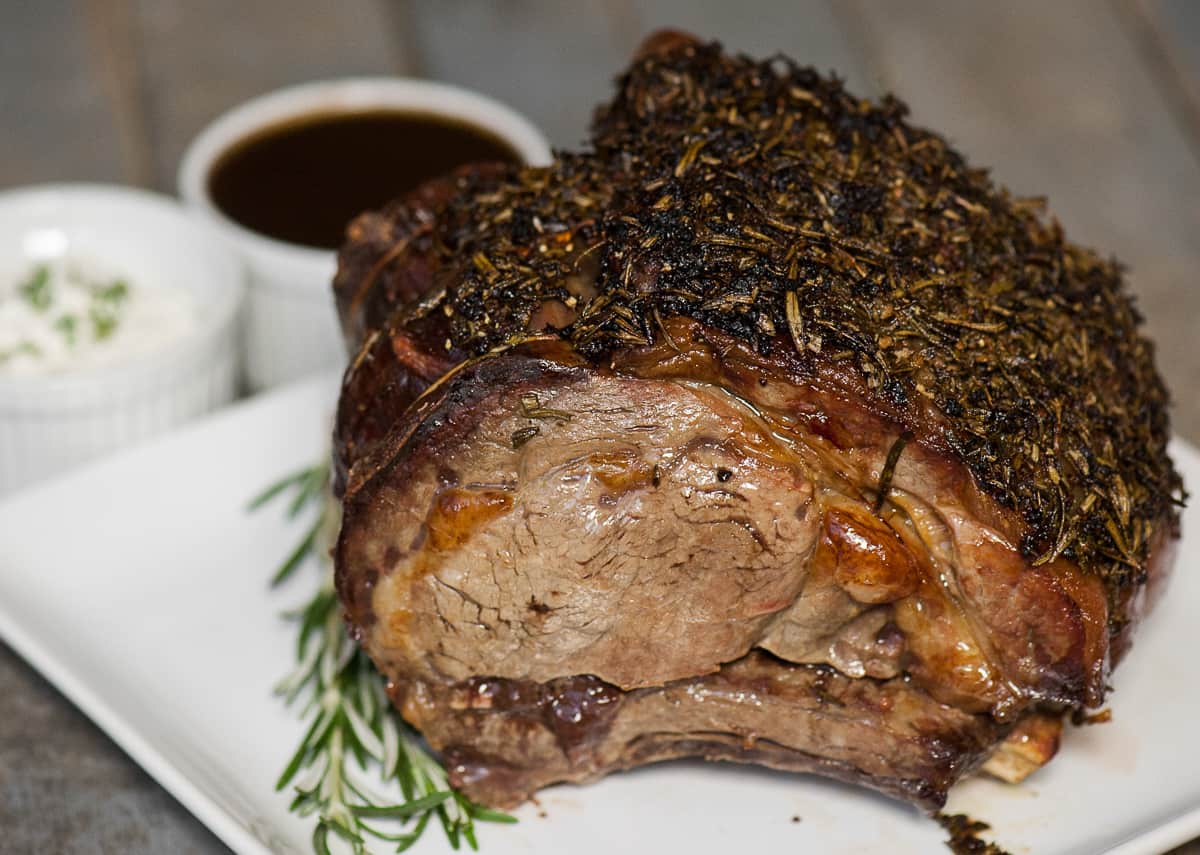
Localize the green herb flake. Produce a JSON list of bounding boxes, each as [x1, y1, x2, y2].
[[0, 340, 42, 365], [54, 315, 79, 347], [87, 279, 130, 341], [94, 279, 129, 304], [18, 265, 52, 311], [90, 305, 119, 341]]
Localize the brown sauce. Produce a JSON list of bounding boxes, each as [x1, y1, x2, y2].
[[208, 110, 522, 249]]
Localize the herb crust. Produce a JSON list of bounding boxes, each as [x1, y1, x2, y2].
[[374, 40, 1182, 612]]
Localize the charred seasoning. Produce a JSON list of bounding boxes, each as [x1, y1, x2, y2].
[[937, 813, 1012, 855], [360, 40, 1182, 625]]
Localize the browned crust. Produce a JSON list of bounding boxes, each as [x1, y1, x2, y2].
[[333, 36, 1182, 625], [401, 654, 1006, 811]]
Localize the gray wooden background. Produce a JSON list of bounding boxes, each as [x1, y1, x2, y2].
[[2, 1, 1198, 852]]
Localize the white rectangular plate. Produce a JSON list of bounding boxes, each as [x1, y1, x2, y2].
[[1, 374, 1198, 855]]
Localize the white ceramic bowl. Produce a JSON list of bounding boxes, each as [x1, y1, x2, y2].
[[178, 78, 553, 392], [0, 184, 244, 495]]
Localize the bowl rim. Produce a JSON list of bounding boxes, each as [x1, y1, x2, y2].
[[177, 76, 555, 279], [0, 182, 245, 410]]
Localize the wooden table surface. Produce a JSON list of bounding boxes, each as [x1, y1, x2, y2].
[[2, 1, 1198, 852]]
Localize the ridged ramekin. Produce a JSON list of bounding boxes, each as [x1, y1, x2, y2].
[[178, 77, 553, 392], [0, 184, 245, 495]]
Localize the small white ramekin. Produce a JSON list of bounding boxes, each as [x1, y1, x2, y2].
[[0, 184, 244, 495], [178, 78, 553, 393]]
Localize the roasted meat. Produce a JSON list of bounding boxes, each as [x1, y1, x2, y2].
[[331, 35, 1182, 811]]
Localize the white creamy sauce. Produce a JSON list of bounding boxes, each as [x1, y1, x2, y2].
[[0, 259, 194, 376]]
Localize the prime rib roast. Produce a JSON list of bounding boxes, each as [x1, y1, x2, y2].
[[331, 33, 1182, 811]]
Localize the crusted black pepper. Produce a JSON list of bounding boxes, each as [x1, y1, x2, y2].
[[360, 40, 1182, 617]]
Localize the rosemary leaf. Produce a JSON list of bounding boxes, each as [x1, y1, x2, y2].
[[393, 812, 433, 852], [461, 816, 479, 851], [468, 805, 519, 824], [271, 511, 325, 587], [312, 823, 334, 855], [277, 712, 325, 791], [297, 590, 336, 660], [344, 699, 384, 762], [288, 465, 329, 519], [352, 792, 452, 818], [247, 466, 315, 510], [325, 819, 363, 846]]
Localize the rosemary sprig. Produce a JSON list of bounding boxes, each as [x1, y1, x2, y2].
[[252, 462, 516, 853]]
